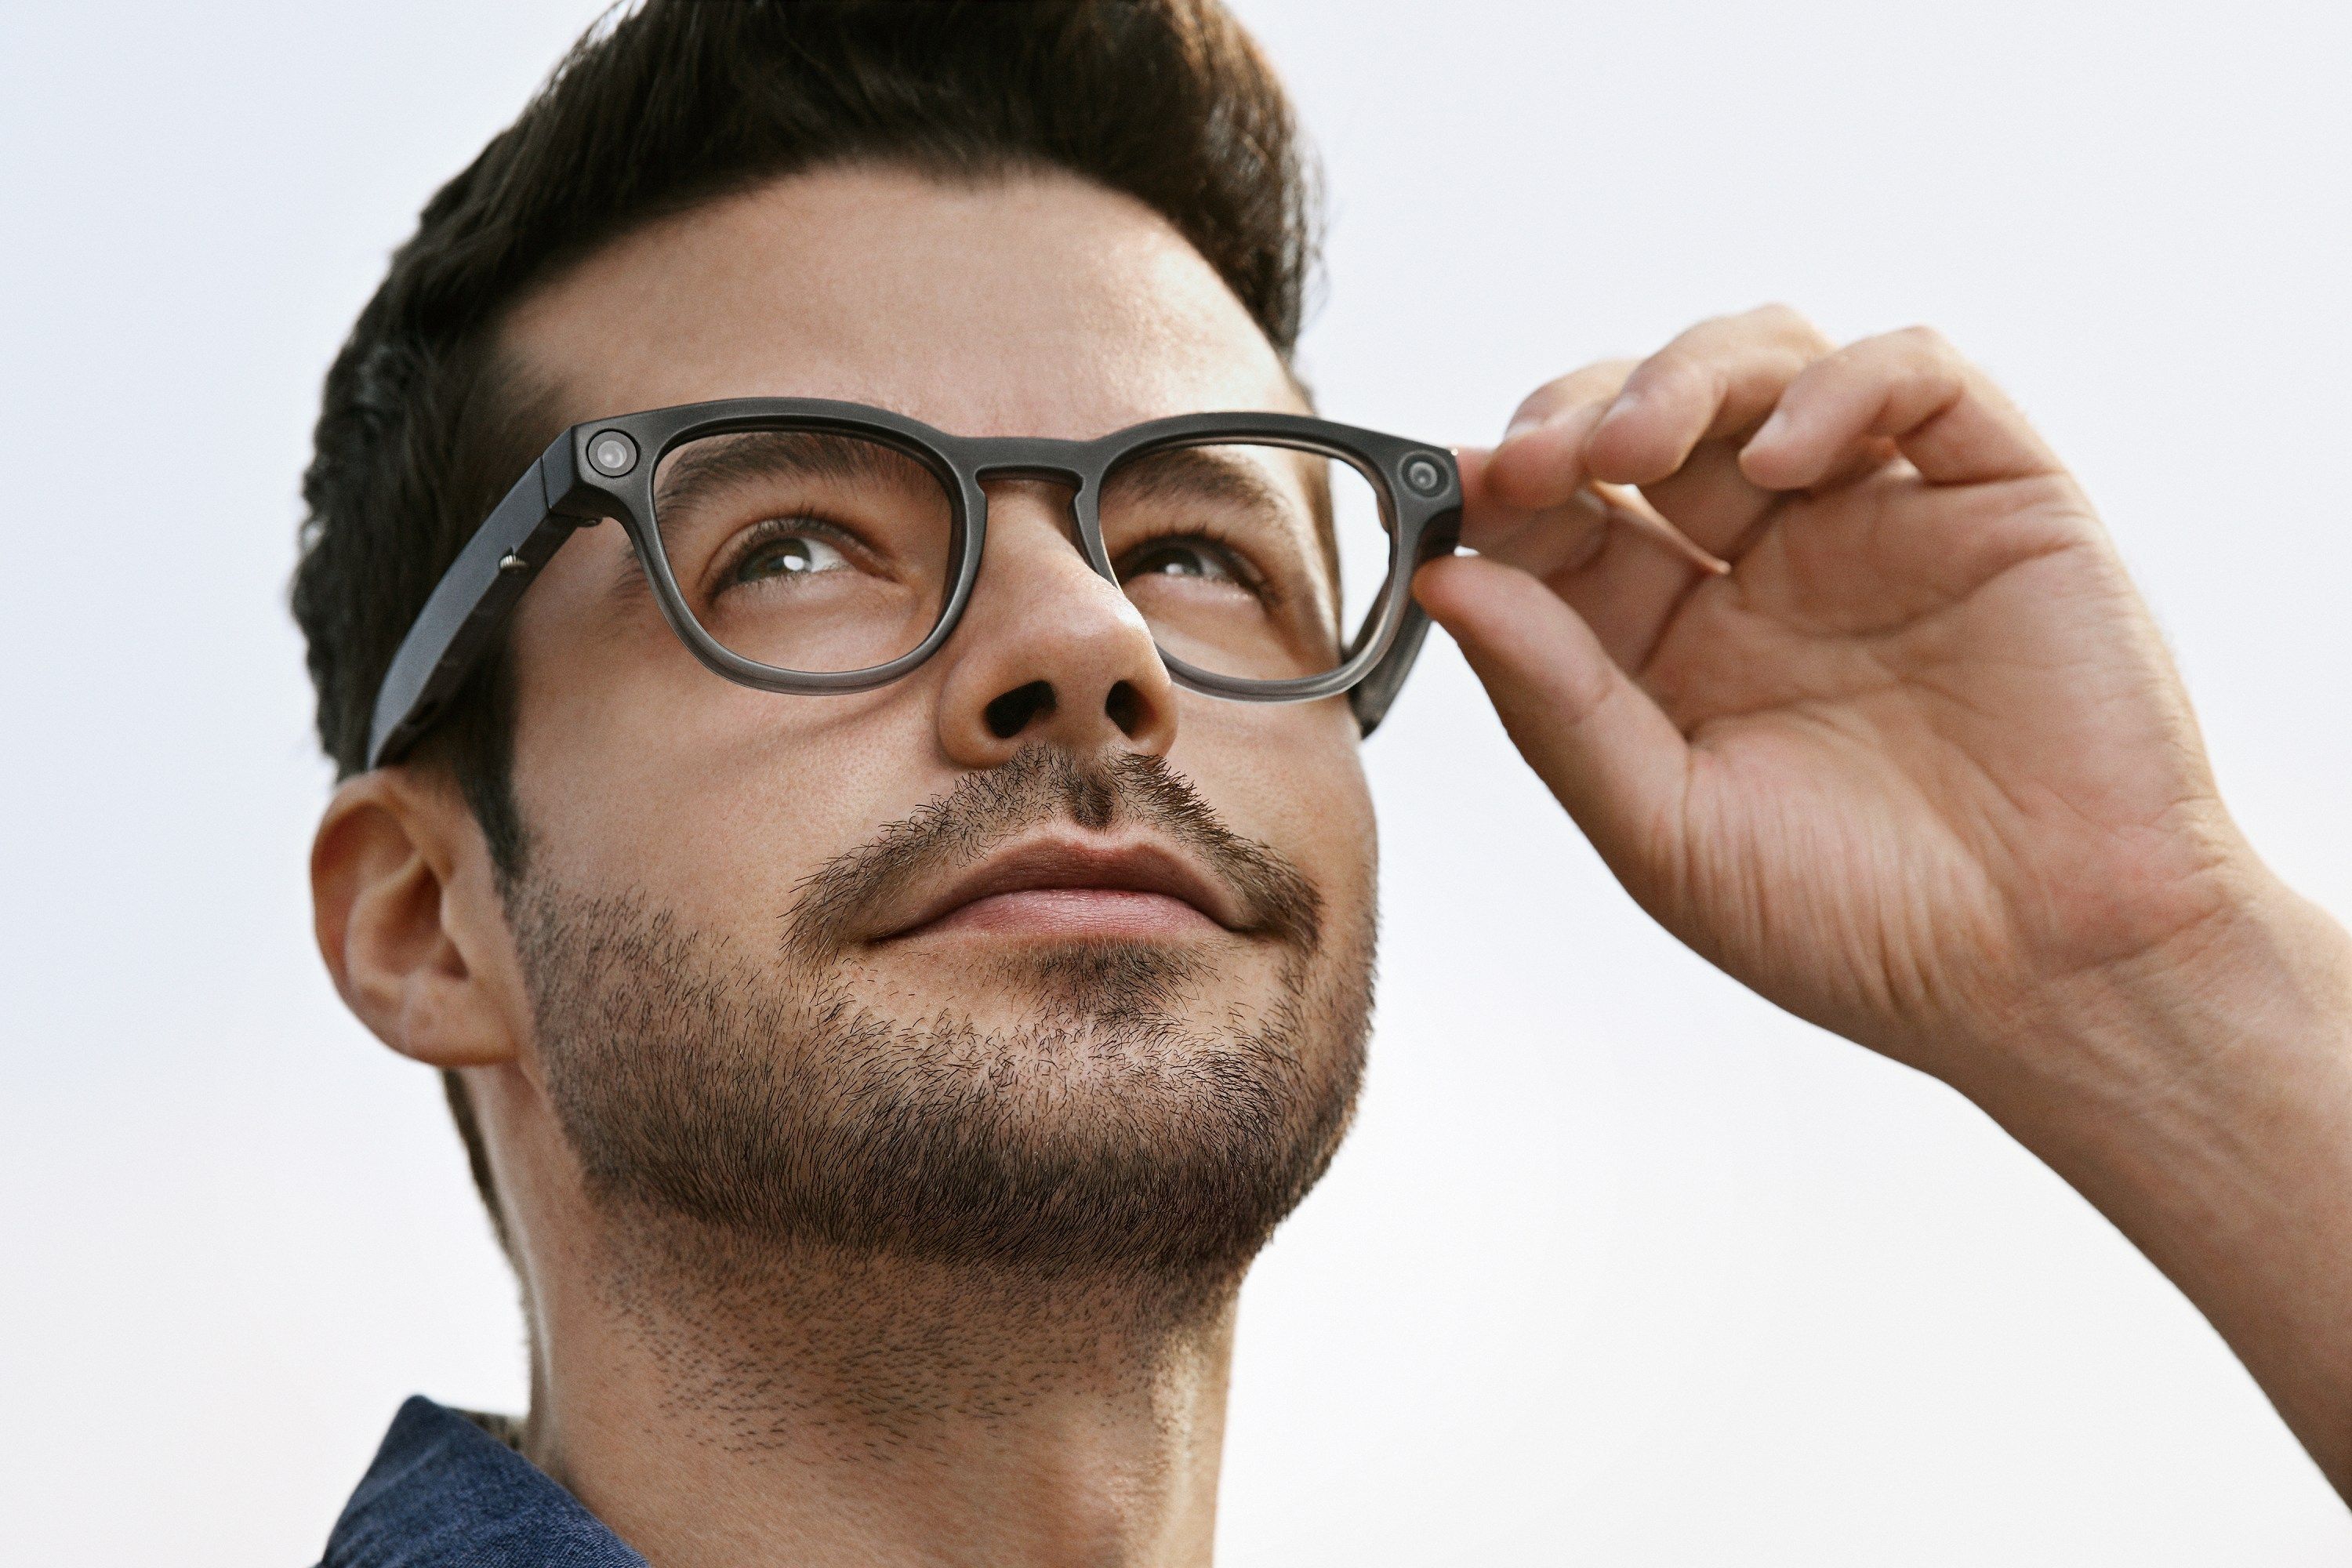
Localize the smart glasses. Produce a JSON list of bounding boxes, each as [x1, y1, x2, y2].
[[366, 399, 1463, 768]]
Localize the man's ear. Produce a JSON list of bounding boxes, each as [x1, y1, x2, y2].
[[311, 766, 523, 1069]]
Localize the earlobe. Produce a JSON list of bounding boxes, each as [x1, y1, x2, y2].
[[311, 769, 523, 1069]]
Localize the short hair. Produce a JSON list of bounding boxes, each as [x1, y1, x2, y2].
[[291, 0, 1320, 1242]]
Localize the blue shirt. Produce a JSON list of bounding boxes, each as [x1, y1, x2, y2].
[[320, 1397, 645, 1566]]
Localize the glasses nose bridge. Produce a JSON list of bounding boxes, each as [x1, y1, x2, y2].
[[969, 452, 1088, 492], [964, 439, 1110, 575], [964, 430, 1094, 487]]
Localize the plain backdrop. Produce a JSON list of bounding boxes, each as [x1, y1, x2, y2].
[[5, 2, 2350, 1562]]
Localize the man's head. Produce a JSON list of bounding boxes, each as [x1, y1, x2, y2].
[[301, 0, 1376, 1306]]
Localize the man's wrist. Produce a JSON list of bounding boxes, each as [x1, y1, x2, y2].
[[1977, 866, 2352, 1134], [1950, 863, 2352, 1489]]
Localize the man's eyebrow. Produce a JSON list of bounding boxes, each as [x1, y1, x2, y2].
[[652, 428, 922, 520], [1104, 443, 1339, 593], [1101, 444, 1298, 513]]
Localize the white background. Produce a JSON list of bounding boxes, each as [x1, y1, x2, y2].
[[4, 2, 2349, 1561]]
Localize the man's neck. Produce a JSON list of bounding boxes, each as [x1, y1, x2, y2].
[[521, 1221, 1240, 1568]]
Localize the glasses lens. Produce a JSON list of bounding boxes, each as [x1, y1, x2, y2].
[[1101, 441, 1392, 684], [652, 427, 956, 676]]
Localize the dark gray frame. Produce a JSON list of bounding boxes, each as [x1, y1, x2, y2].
[[366, 397, 1462, 768]]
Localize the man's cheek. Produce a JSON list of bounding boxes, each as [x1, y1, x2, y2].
[[518, 764, 837, 933]]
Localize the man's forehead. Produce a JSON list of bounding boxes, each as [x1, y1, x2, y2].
[[496, 163, 1308, 441]]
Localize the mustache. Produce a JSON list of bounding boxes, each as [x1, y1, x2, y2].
[[783, 746, 1323, 957]]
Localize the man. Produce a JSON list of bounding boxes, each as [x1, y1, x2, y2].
[[298, 2, 2352, 1562]]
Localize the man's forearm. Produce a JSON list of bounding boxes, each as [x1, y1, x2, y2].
[[1953, 873, 2352, 1494]]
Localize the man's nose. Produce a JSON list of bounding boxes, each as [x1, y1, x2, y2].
[[932, 481, 1178, 769]]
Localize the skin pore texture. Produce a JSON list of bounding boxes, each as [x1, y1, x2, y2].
[[312, 165, 2352, 1563]]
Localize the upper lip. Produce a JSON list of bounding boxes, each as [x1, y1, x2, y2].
[[877, 833, 1246, 939]]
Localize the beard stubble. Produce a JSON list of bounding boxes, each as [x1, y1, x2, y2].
[[515, 747, 1375, 1294]]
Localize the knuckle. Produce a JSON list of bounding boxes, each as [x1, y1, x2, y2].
[[1568, 358, 1638, 397], [1628, 344, 1695, 387], [1623, 356, 1705, 414], [1557, 358, 1636, 395], [1508, 383, 1574, 424], [1888, 323, 1959, 361], [1677, 311, 1745, 347], [1751, 301, 1831, 347], [1669, 303, 1828, 372], [1508, 388, 1558, 424], [1508, 361, 1636, 430]]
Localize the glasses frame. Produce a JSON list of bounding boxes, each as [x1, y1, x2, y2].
[[366, 397, 1462, 769]]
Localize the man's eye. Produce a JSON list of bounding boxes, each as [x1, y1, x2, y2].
[[1121, 539, 1243, 585], [733, 525, 850, 585]]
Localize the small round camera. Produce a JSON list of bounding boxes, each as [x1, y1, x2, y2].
[[1402, 455, 1446, 496], [588, 430, 639, 477]]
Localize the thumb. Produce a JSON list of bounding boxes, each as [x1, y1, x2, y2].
[[1413, 554, 1692, 879]]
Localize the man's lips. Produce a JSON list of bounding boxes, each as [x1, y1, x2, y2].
[[874, 837, 1244, 942]]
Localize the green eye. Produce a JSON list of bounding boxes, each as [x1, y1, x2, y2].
[[1122, 539, 1241, 584], [735, 527, 850, 584]]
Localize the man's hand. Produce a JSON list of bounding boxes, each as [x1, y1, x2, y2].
[[1415, 305, 2352, 1492], [1422, 305, 2267, 1076]]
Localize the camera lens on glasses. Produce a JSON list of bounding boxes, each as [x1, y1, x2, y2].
[[588, 430, 639, 477]]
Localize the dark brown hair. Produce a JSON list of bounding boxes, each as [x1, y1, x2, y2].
[[291, 0, 1319, 1239]]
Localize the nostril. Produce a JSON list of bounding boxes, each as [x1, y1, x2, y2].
[[984, 680, 1056, 740], [1103, 679, 1146, 738]]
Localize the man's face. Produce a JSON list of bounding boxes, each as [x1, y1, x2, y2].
[[487, 165, 1377, 1279]]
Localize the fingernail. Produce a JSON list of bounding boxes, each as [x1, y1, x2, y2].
[[1502, 412, 1547, 442], [1751, 407, 1792, 447]]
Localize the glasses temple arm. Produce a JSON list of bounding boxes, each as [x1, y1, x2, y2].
[[365, 448, 590, 769]]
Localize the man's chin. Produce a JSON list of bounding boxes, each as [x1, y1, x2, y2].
[[524, 884, 1368, 1284]]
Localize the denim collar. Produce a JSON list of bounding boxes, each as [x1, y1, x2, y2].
[[321, 1396, 645, 1567]]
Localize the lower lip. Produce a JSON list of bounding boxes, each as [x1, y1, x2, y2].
[[915, 887, 1223, 939]]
